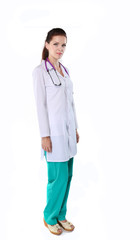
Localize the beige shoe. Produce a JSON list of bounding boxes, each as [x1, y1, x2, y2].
[[57, 219, 75, 231], [43, 218, 63, 235]]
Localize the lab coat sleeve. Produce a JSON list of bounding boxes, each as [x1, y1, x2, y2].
[[32, 67, 51, 137], [65, 66, 78, 130], [72, 94, 78, 129]]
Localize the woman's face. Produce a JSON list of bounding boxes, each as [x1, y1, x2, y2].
[[45, 35, 67, 60]]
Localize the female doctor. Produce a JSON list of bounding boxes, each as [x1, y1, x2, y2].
[[32, 28, 79, 235]]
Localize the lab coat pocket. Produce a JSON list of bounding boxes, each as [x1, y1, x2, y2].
[[45, 81, 65, 99], [49, 121, 65, 136], [44, 69, 61, 87]]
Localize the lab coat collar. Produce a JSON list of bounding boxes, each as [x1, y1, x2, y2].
[[41, 59, 53, 71], [41, 59, 68, 78]]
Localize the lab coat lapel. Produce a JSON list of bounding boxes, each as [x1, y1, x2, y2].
[[41, 59, 68, 78]]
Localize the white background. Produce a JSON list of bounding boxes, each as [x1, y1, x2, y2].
[[0, 0, 140, 239]]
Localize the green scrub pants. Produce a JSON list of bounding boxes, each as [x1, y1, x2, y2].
[[43, 151, 74, 225]]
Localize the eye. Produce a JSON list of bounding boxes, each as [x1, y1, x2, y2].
[[53, 43, 66, 47]]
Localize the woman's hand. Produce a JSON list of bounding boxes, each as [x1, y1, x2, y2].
[[76, 129, 80, 143], [41, 136, 52, 152]]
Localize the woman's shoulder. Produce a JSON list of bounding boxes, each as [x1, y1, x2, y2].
[[32, 62, 43, 77]]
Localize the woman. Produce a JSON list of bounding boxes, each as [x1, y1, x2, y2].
[[32, 28, 79, 235]]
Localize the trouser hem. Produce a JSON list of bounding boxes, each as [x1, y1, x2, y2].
[[44, 217, 57, 225], [57, 215, 66, 221]]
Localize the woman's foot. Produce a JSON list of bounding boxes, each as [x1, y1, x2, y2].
[[51, 224, 62, 234], [43, 218, 63, 235], [57, 219, 75, 231]]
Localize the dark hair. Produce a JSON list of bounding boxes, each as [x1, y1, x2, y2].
[[41, 28, 67, 61]]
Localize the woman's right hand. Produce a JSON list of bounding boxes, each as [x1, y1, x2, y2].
[[41, 136, 52, 152]]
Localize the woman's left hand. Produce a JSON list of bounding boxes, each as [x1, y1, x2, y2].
[[76, 129, 79, 143]]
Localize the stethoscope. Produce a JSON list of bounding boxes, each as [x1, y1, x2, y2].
[[45, 57, 69, 86]]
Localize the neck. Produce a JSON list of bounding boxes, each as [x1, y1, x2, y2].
[[47, 56, 60, 69]]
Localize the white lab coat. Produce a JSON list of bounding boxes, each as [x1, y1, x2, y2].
[[32, 59, 78, 162]]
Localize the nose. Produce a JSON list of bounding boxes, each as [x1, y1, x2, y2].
[[58, 46, 63, 53]]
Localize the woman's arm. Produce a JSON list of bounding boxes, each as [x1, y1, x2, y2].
[[32, 67, 50, 137], [65, 66, 78, 130], [72, 95, 78, 130]]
